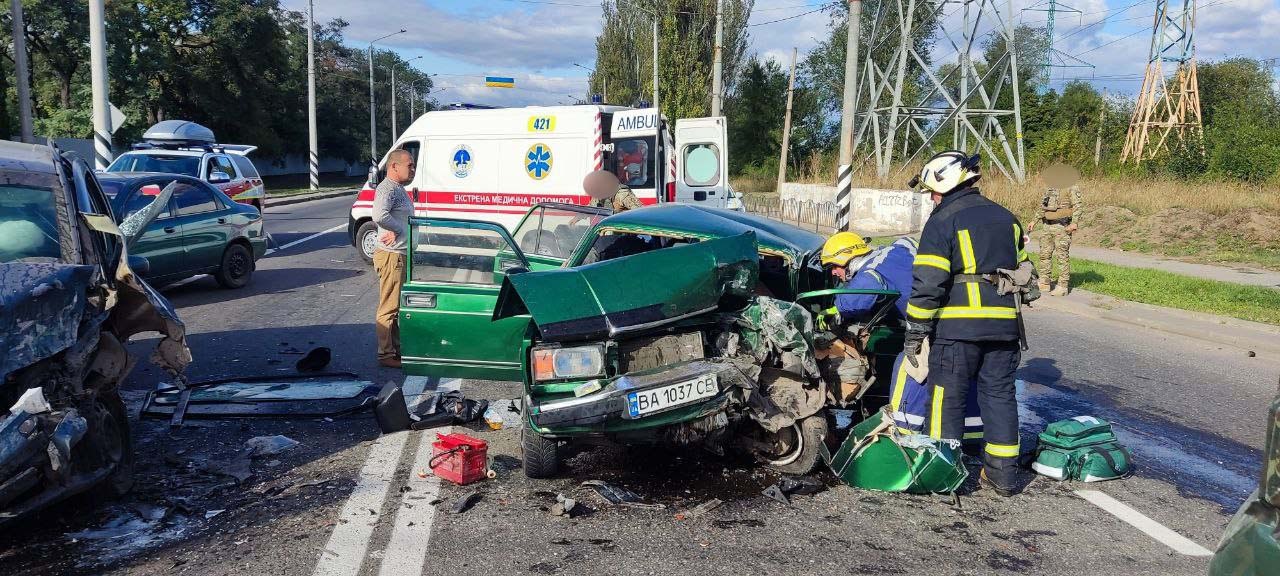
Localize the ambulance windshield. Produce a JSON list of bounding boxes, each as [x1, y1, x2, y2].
[[608, 137, 654, 189]]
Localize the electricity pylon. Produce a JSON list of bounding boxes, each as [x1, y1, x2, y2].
[[1023, 0, 1094, 85], [851, 0, 1027, 184], [1121, 0, 1203, 164]]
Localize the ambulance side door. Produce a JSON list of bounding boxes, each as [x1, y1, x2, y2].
[[674, 116, 729, 207]]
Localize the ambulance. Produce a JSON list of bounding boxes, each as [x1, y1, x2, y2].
[[347, 104, 738, 263]]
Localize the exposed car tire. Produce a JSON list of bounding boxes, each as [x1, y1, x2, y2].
[[94, 392, 135, 497], [521, 426, 560, 479], [215, 243, 254, 289], [356, 221, 378, 265], [762, 414, 829, 475]]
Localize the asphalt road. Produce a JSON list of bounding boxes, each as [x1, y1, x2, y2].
[[2, 194, 1276, 575]]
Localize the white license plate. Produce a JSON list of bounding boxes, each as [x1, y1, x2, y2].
[[626, 374, 718, 418]]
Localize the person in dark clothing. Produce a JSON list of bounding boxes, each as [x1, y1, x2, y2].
[[904, 150, 1032, 496]]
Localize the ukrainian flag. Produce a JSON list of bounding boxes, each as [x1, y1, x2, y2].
[[485, 76, 515, 88]]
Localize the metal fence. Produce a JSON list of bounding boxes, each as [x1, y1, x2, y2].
[[742, 193, 838, 235]]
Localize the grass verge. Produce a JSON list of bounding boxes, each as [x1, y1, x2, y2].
[[264, 174, 366, 197], [1069, 259, 1280, 325]]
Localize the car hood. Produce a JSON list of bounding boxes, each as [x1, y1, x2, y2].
[[494, 232, 760, 342]]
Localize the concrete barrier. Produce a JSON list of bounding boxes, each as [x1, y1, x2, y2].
[[769, 182, 935, 236]]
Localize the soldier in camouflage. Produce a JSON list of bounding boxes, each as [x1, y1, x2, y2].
[[1029, 185, 1082, 296], [583, 170, 643, 213]]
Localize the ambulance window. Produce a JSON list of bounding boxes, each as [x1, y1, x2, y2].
[[683, 144, 720, 186], [399, 141, 421, 167], [610, 137, 653, 188]]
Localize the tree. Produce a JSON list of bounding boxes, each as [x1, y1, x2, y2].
[[22, 0, 88, 109], [725, 55, 786, 173]]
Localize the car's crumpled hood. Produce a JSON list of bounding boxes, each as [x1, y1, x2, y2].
[[494, 232, 760, 342], [0, 263, 101, 380]]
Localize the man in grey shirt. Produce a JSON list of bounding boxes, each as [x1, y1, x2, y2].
[[372, 148, 416, 368]]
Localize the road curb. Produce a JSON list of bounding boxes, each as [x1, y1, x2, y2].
[[264, 188, 358, 208], [1033, 288, 1280, 357]]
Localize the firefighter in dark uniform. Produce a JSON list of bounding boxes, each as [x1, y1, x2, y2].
[[903, 150, 1031, 497]]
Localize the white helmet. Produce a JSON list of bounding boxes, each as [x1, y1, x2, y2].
[[911, 150, 980, 194]]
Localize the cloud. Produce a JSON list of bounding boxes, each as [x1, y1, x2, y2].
[[434, 73, 591, 108]]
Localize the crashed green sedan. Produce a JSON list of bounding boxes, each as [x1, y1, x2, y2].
[[399, 203, 902, 477]]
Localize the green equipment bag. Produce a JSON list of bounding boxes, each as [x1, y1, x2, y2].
[[1032, 416, 1132, 482], [830, 409, 968, 494]]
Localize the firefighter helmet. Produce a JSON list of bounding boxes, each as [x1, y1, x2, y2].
[[821, 231, 873, 268]]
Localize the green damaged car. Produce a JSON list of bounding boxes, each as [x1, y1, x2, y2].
[[1209, 390, 1280, 575], [398, 203, 902, 477]]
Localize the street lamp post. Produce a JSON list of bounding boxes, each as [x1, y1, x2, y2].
[[368, 29, 405, 163], [393, 55, 423, 139], [572, 62, 604, 103]]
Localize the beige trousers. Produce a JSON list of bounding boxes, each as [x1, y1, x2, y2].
[[373, 250, 404, 360]]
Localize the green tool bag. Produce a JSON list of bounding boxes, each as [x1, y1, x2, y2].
[[1032, 416, 1132, 482], [830, 409, 968, 494]]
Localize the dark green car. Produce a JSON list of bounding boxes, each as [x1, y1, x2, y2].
[[400, 203, 903, 477], [100, 173, 267, 288], [1209, 391, 1280, 575]]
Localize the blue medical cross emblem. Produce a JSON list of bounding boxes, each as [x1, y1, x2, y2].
[[526, 144, 552, 179]]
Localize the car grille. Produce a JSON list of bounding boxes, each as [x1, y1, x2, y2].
[[616, 331, 705, 374]]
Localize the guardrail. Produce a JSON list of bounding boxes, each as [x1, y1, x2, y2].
[[742, 193, 838, 234]]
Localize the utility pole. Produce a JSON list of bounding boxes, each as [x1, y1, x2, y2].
[[391, 67, 397, 141], [776, 48, 798, 195], [307, 0, 319, 191], [368, 29, 405, 164], [10, 0, 32, 143], [711, 0, 723, 116], [1094, 88, 1106, 167], [88, 0, 113, 169], [652, 15, 660, 199], [835, 0, 861, 231]]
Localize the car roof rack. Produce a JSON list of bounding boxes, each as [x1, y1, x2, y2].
[[132, 120, 256, 155]]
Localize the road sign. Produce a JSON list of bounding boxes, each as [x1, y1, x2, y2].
[[108, 102, 126, 134], [485, 76, 515, 88]]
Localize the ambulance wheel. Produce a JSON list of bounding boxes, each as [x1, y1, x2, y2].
[[522, 426, 560, 479], [761, 415, 828, 475], [356, 221, 378, 265]]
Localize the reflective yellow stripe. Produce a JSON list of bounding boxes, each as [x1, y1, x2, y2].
[[914, 254, 951, 271], [938, 306, 1017, 319], [1014, 223, 1029, 262], [985, 442, 1020, 458], [957, 230, 977, 273], [963, 431, 984, 439], [907, 303, 938, 320], [890, 357, 910, 412], [929, 385, 944, 439]]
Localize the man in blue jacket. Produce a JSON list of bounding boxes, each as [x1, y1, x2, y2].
[[820, 231, 917, 323]]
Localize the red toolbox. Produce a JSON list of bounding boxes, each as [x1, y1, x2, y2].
[[430, 433, 488, 485]]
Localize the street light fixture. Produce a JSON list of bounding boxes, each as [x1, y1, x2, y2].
[[392, 55, 424, 139], [368, 28, 406, 163], [408, 74, 436, 120], [572, 62, 605, 103]]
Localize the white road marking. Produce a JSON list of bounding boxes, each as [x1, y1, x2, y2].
[[1075, 489, 1214, 557], [376, 426, 454, 575], [266, 223, 346, 256], [311, 432, 412, 576]]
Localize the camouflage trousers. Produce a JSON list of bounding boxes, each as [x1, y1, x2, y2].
[[1038, 222, 1073, 284]]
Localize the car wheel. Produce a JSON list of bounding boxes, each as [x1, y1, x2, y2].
[[215, 243, 254, 289], [521, 425, 560, 479], [356, 221, 378, 265], [94, 392, 135, 498], [760, 414, 829, 475]]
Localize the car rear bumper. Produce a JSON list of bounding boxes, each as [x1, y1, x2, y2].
[[526, 359, 752, 435]]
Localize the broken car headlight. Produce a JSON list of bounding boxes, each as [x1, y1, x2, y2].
[[532, 345, 605, 381]]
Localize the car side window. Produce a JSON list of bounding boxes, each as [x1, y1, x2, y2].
[[214, 156, 238, 179], [122, 183, 174, 220], [173, 182, 219, 216], [230, 155, 260, 179]]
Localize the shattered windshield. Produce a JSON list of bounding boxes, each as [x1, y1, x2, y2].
[[0, 183, 62, 263], [107, 153, 200, 177]]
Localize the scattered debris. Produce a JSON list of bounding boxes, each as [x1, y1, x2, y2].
[[203, 452, 253, 484], [762, 484, 790, 506], [1248, 350, 1257, 358], [64, 505, 194, 566], [430, 433, 489, 485], [204, 509, 225, 520], [550, 493, 591, 518], [245, 435, 300, 457], [580, 480, 665, 509], [482, 399, 522, 430], [295, 347, 332, 372], [375, 385, 489, 433], [450, 491, 481, 514], [142, 372, 376, 420], [675, 498, 722, 520]]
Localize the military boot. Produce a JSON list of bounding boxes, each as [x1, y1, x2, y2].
[[1037, 279, 1051, 293], [1051, 278, 1069, 296]]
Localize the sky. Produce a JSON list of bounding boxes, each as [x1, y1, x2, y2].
[[283, 0, 1280, 107]]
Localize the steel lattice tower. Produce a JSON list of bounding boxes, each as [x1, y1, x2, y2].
[[1023, 0, 1093, 84], [1121, 0, 1203, 163], [851, 0, 1027, 183]]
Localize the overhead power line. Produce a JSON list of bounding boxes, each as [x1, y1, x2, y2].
[[749, 3, 836, 26]]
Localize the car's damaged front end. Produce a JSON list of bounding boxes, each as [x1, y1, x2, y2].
[[497, 232, 833, 477], [0, 144, 190, 527]]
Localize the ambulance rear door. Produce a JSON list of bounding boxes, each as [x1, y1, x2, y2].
[[674, 116, 729, 208]]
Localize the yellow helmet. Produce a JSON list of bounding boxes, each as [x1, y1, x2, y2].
[[821, 232, 872, 268]]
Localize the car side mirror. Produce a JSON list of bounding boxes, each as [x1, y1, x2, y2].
[[127, 255, 151, 275], [208, 171, 231, 184]]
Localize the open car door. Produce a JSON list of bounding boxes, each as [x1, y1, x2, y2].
[[674, 116, 729, 207], [509, 202, 612, 270], [400, 217, 532, 380]]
